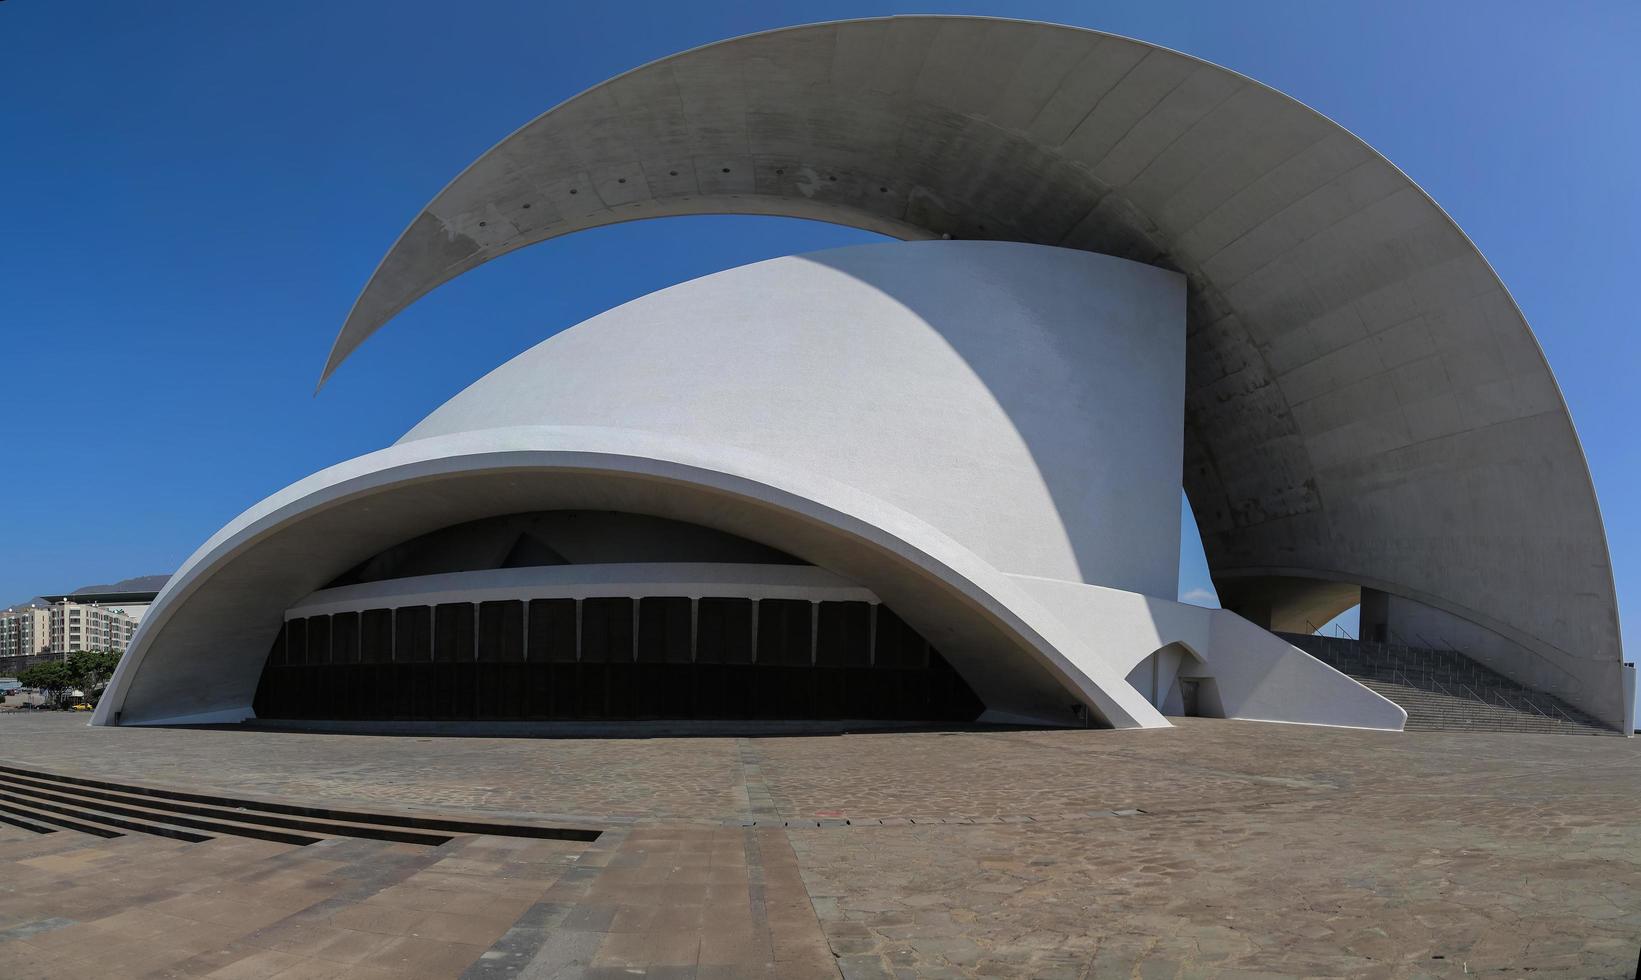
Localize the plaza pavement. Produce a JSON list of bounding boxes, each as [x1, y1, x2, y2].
[[0, 713, 1636, 978]]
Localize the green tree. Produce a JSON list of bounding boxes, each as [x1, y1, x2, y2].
[[67, 648, 122, 706], [18, 661, 76, 709]]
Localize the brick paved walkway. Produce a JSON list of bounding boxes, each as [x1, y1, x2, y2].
[[0, 713, 1636, 977]]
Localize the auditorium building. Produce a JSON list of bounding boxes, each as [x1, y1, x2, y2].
[[94, 16, 1630, 734]]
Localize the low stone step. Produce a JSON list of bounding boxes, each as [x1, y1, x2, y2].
[[0, 764, 601, 843], [0, 781, 317, 846], [0, 805, 58, 835], [0, 792, 190, 841], [2, 771, 450, 847]]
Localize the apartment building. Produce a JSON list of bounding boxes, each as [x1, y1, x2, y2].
[[0, 605, 50, 659], [46, 599, 141, 654]]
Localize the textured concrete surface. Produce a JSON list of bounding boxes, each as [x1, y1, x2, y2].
[[100, 242, 1191, 731], [403, 243, 1184, 598], [3, 713, 1639, 977], [0, 820, 590, 978], [321, 15, 1623, 728], [98, 242, 1397, 735], [91, 427, 1165, 731]]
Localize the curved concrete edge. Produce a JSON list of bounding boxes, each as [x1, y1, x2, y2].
[[287, 564, 878, 617], [312, 14, 1621, 733], [399, 241, 1188, 596], [315, 14, 1381, 381], [1008, 575, 1405, 731], [324, 195, 939, 384], [93, 425, 1169, 731]]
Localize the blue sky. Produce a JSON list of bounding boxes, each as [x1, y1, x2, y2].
[[1, 2, 1635, 679]]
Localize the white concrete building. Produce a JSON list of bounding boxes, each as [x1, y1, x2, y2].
[[1, 597, 142, 661], [0, 606, 50, 659], [94, 17, 1623, 733], [45, 599, 140, 654]]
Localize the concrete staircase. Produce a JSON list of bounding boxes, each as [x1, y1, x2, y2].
[[1279, 633, 1616, 736], [0, 763, 603, 844]]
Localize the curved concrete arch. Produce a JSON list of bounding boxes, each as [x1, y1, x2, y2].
[[404, 242, 1187, 597], [92, 424, 1167, 730], [1212, 560, 1621, 701], [321, 15, 1622, 727]]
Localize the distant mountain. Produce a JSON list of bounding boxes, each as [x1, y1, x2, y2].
[[7, 574, 171, 612], [71, 575, 171, 596]]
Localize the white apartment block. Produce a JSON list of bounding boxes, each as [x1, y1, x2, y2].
[[0, 599, 142, 662], [47, 600, 140, 654], [0, 606, 51, 658]]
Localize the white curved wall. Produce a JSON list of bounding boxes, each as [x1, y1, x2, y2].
[[96, 242, 1403, 733], [323, 16, 1622, 731], [92, 425, 1169, 730], [1011, 575, 1405, 730], [407, 241, 1186, 598]]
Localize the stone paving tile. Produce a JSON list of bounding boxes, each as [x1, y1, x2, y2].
[[1, 714, 1638, 977], [0, 714, 745, 822], [0, 813, 590, 979]]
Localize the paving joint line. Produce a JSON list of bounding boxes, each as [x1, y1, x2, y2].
[[735, 737, 781, 822]]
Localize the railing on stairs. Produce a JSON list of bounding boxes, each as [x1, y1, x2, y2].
[[1279, 632, 1608, 732]]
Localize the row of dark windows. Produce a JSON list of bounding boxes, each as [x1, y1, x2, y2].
[[266, 598, 929, 668], [252, 660, 983, 722], [253, 597, 983, 722]]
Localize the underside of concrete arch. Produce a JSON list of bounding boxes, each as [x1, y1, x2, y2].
[[309, 15, 1620, 727]]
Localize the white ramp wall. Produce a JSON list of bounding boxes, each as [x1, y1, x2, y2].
[[1010, 575, 1406, 731]]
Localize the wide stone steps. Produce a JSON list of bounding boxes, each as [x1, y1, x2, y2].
[[0, 794, 165, 840], [1281, 632, 1617, 736], [1356, 679, 1614, 735], [0, 764, 603, 845]]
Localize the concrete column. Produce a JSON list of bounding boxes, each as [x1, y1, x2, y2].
[[1359, 589, 1391, 644], [1622, 663, 1636, 736]]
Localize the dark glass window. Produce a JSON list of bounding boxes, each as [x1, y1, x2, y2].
[[331, 611, 360, 665], [284, 617, 307, 666], [306, 614, 332, 665], [874, 606, 928, 668], [361, 609, 393, 663], [815, 601, 871, 667], [756, 599, 813, 666], [581, 597, 634, 663], [434, 603, 474, 662], [638, 597, 692, 663], [696, 597, 752, 664], [527, 598, 576, 662], [394, 606, 431, 662], [478, 601, 524, 662], [254, 597, 977, 724]]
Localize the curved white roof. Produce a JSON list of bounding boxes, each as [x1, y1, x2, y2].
[[319, 16, 1621, 726], [97, 240, 1405, 732]]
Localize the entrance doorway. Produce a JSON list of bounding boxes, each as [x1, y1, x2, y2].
[[1179, 679, 1200, 717]]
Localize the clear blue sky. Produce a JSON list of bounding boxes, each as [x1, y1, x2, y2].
[[2, 2, 1635, 679]]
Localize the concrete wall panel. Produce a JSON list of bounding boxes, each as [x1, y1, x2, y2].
[[92, 426, 1171, 731], [406, 242, 1186, 598], [310, 15, 1619, 725], [1009, 574, 1403, 730]]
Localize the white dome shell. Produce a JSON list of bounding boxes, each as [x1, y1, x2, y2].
[[94, 241, 1403, 732], [323, 15, 1622, 729], [406, 240, 1186, 598]]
